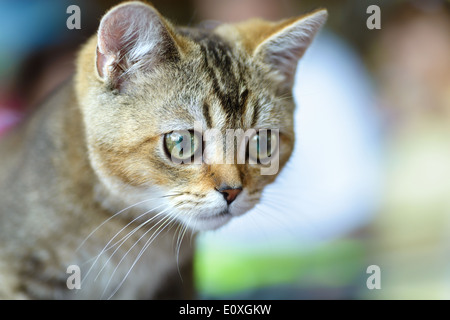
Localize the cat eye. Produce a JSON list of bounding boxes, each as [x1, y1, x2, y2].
[[248, 130, 278, 163], [164, 130, 201, 163]]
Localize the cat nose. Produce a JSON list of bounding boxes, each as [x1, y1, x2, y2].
[[217, 186, 242, 205]]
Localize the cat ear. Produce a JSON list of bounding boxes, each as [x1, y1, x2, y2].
[[254, 9, 328, 89], [96, 1, 179, 91]]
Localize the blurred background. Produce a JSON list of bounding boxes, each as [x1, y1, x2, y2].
[[1, 0, 449, 299]]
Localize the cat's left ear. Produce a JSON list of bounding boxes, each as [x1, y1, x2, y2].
[[96, 2, 180, 92], [254, 9, 328, 89]]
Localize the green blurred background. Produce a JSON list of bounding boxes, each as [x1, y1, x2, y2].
[[1, 0, 449, 299]]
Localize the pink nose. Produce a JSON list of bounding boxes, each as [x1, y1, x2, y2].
[[218, 187, 242, 205]]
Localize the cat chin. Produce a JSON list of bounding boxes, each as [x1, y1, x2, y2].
[[191, 210, 233, 231], [182, 200, 258, 232]]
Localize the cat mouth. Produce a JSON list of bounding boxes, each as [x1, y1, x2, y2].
[[194, 209, 232, 230]]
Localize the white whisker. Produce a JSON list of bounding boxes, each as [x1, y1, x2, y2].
[[175, 215, 193, 277], [92, 206, 167, 283], [76, 197, 161, 252], [80, 203, 166, 287], [103, 209, 178, 299]]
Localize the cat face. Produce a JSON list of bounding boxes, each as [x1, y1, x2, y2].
[[76, 1, 327, 231]]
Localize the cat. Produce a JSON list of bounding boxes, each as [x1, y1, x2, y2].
[[0, 1, 327, 299]]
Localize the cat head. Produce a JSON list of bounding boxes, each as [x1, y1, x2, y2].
[[75, 1, 327, 231]]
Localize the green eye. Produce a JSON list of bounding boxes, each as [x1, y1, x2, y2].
[[248, 130, 278, 163], [164, 130, 201, 163]]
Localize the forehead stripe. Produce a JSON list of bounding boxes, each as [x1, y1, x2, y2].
[[202, 102, 213, 128], [200, 40, 245, 125]]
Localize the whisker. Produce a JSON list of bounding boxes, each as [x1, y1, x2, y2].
[[105, 210, 180, 299], [100, 219, 168, 299], [80, 203, 166, 286], [92, 207, 168, 283], [161, 193, 184, 198], [264, 190, 324, 207], [76, 197, 161, 252], [252, 204, 288, 231], [99, 204, 166, 255], [172, 221, 184, 253], [255, 196, 326, 239], [260, 195, 323, 228], [175, 215, 192, 272]]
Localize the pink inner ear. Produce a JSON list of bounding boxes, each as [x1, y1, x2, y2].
[[98, 3, 143, 54], [96, 3, 154, 80], [96, 46, 107, 79], [95, 2, 179, 90]]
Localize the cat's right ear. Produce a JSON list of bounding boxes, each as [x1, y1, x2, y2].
[[253, 9, 328, 90], [96, 1, 179, 91]]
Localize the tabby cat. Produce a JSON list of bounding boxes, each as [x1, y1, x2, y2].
[[0, 1, 327, 299]]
